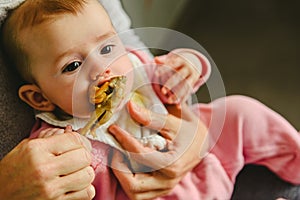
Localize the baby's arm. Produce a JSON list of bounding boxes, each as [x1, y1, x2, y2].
[[153, 48, 211, 106]]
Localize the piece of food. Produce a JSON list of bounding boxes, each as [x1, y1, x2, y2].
[[80, 76, 126, 137]]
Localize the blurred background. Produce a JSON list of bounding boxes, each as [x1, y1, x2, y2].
[[122, 0, 300, 129]]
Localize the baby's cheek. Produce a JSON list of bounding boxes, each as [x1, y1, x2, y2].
[[119, 57, 134, 94], [125, 68, 134, 91], [121, 56, 134, 74]]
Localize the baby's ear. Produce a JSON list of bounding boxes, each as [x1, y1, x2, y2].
[[18, 84, 55, 112]]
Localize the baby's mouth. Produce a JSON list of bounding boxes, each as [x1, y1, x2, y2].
[[89, 76, 126, 105], [80, 76, 127, 137]]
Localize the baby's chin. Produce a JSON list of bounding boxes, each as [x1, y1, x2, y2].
[[73, 113, 92, 119], [71, 106, 95, 119]]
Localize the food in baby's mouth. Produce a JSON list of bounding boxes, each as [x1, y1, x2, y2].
[[80, 76, 126, 137]]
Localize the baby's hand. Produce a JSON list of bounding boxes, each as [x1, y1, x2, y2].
[[154, 51, 202, 106], [38, 125, 92, 151], [38, 125, 73, 138]]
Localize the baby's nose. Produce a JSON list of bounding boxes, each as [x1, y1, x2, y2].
[[103, 68, 112, 78], [91, 67, 112, 81]]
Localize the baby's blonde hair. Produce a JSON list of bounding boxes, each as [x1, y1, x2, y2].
[[1, 0, 87, 83]]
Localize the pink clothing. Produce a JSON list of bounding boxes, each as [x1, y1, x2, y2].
[[30, 96, 300, 200], [30, 50, 300, 199]]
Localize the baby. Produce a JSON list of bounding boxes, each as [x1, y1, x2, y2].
[[1, 0, 209, 170], [2, 0, 300, 200]]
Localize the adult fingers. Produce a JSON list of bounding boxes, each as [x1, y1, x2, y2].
[[111, 150, 134, 174], [53, 147, 92, 176], [111, 102, 204, 170], [108, 125, 151, 154], [57, 166, 95, 194], [42, 132, 92, 155], [109, 126, 174, 170], [63, 185, 95, 200], [29, 134, 93, 178], [77, 134, 92, 152], [126, 101, 180, 140], [161, 118, 209, 178], [170, 102, 199, 122], [127, 101, 198, 133], [129, 189, 171, 200], [108, 127, 175, 170], [3, 137, 94, 200], [111, 151, 177, 199], [37, 166, 95, 200], [64, 126, 92, 152]]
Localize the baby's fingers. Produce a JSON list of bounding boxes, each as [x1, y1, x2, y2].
[[161, 66, 191, 96], [155, 55, 184, 76], [167, 82, 193, 106], [38, 128, 65, 138]]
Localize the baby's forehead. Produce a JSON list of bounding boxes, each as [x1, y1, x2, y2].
[[9, 0, 86, 30], [6, 0, 89, 51]]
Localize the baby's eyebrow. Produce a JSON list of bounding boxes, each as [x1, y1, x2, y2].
[[54, 31, 116, 69], [54, 47, 78, 66], [94, 31, 116, 44], [55, 31, 116, 63]]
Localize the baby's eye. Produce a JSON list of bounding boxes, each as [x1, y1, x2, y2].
[[100, 45, 114, 55], [62, 61, 81, 73]]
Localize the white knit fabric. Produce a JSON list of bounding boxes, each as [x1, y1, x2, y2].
[[0, 0, 25, 26]]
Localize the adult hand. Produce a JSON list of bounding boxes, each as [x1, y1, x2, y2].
[[109, 101, 208, 199], [0, 131, 95, 200]]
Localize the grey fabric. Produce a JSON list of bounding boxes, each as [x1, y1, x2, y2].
[[0, 0, 25, 26], [0, 51, 34, 159], [232, 165, 300, 200]]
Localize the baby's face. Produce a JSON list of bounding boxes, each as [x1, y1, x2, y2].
[[21, 0, 133, 118]]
